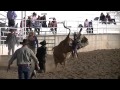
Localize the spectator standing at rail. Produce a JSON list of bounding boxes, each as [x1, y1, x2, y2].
[[51, 18, 57, 34], [6, 29, 19, 55], [88, 20, 93, 33], [41, 15, 47, 27], [7, 39, 40, 79], [48, 21, 52, 27], [31, 12, 37, 29], [84, 19, 89, 34], [27, 31, 38, 54], [20, 17, 27, 35], [26, 16, 32, 34], [36, 40, 47, 73], [34, 15, 42, 35], [7, 11, 17, 27]]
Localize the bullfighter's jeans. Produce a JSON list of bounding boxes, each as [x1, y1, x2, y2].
[[18, 64, 31, 79]]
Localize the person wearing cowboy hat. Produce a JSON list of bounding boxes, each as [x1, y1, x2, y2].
[[6, 28, 19, 56], [36, 40, 47, 73], [7, 39, 40, 79]]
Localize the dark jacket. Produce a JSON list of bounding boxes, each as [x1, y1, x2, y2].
[[36, 46, 47, 62], [100, 15, 106, 21]]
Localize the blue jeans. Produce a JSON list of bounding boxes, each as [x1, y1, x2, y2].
[[18, 65, 31, 79]]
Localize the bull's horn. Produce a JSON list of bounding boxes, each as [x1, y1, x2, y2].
[[79, 28, 82, 33], [63, 21, 71, 32]]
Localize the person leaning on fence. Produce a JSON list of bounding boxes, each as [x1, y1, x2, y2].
[[7, 11, 17, 27], [27, 31, 38, 53], [7, 39, 40, 79], [36, 40, 47, 73], [6, 29, 19, 55]]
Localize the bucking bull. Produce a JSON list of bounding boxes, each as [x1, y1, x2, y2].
[[53, 21, 89, 68]]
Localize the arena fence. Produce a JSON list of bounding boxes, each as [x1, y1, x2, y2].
[[0, 19, 120, 55]]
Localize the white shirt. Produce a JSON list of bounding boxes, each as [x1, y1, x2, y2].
[[84, 21, 89, 27], [31, 16, 37, 23]]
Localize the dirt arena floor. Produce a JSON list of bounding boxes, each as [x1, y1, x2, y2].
[[0, 49, 120, 79]]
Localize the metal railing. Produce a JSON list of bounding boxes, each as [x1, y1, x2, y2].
[[0, 11, 7, 24], [0, 20, 120, 55], [0, 19, 120, 40]]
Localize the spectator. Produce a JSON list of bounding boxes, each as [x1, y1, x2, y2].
[[51, 18, 57, 34], [48, 21, 52, 27], [41, 15, 47, 27], [84, 19, 89, 27], [27, 31, 38, 54], [26, 16, 32, 33], [6, 29, 19, 55], [7, 39, 40, 79], [84, 19, 89, 33], [7, 11, 17, 27], [78, 24, 83, 28], [20, 17, 25, 28], [31, 12, 37, 28], [88, 20, 93, 33], [100, 13, 106, 24], [34, 15, 42, 35], [36, 40, 47, 73], [106, 13, 116, 25]]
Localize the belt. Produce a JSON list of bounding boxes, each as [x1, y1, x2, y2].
[[18, 64, 30, 67]]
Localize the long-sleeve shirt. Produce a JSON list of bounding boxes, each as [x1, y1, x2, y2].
[[6, 33, 19, 46], [7, 11, 17, 20], [27, 36, 38, 48], [8, 46, 39, 66], [36, 46, 47, 61]]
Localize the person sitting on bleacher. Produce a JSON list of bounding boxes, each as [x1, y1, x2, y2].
[[106, 13, 116, 25], [100, 13, 106, 24]]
